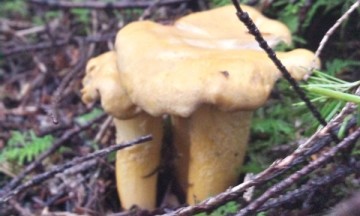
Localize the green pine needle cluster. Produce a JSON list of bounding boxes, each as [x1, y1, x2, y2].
[[298, 69, 360, 133]]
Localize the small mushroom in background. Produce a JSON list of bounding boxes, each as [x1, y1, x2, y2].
[[81, 51, 163, 210], [114, 4, 320, 205]]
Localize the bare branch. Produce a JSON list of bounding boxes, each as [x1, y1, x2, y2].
[[313, 1, 360, 65], [258, 161, 360, 212], [1, 33, 116, 56], [48, 38, 86, 124], [236, 127, 360, 216], [0, 135, 152, 205], [29, 0, 191, 9], [0, 114, 106, 194], [230, 0, 339, 142]]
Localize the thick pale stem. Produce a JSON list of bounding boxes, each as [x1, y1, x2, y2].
[[114, 113, 163, 210], [173, 105, 252, 204]]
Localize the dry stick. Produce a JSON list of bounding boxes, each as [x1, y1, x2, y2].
[[42, 13, 57, 51], [231, 88, 359, 213], [1, 33, 116, 56], [296, 87, 360, 153], [232, 88, 359, 214], [258, 161, 360, 212], [88, 10, 99, 58], [36, 121, 73, 137], [313, 0, 360, 67], [9, 199, 34, 216], [29, 0, 190, 9], [4, 21, 48, 75], [267, 87, 360, 172], [0, 113, 106, 195], [48, 38, 86, 124], [139, 0, 162, 20], [236, 127, 360, 216], [0, 135, 152, 205], [165, 89, 359, 216], [94, 116, 113, 144], [231, 0, 339, 142]]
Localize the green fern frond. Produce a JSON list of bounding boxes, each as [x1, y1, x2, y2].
[[1, 130, 54, 165]]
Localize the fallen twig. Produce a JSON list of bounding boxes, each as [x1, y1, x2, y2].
[[1, 33, 116, 56], [9, 199, 34, 216], [29, 0, 190, 9], [0, 135, 152, 205], [0, 113, 106, 195], [231, 0, 338, 142], [258, 161, 360, 212], [139, 0, 162, 20], [313, 0, 360, 66], [48, 38, 86, 124], [236, 127, 360, 216]]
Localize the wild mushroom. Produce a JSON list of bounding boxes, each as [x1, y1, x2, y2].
[[81, 51, 163, 210], [114, 4, 320, 205], [174, 4, 292, 49]]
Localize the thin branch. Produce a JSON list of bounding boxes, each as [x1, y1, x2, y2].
[[0, 135, 152, 205], [139, 0, 162, 20], [258, 161, 360, 212], [48, 38, 86, 124], [313, 0, 360, 65], [94, 116, 113, 144], [29, 0, 190, 9], [296, 87, 360, 153], [9, 199, 34, 216], [231, 0, 339, 142], [1, 33, 116, 56], [0, 114, 106, 195], [236, 127, 360, 216]]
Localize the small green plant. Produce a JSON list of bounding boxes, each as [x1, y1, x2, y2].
[[210, 0, 231, 7], [267, 0, 356, 31], [271, 0, 306, 33], [75, 108, 103, 126], [0, 0, 27, 17], [32, 11, 61, 25], [0, 131, 54, 165], [248, 57, 360, 172], [252, 91, 297, 144], [252, 111, 295, 144], [196, 201, 239, 216], [324, 58, 360, 77]]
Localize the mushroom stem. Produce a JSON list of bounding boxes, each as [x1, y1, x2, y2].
[[113, 113, 163, 210], [173, 105, 252, 204]]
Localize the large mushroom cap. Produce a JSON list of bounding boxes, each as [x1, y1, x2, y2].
[[81, 51, 138, 119], [115, 19, 319, 118]]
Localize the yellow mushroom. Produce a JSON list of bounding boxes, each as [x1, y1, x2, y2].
[[114, 4, 320, 205], [174, 5, 292, 49], [81, 51, 163, 210]]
